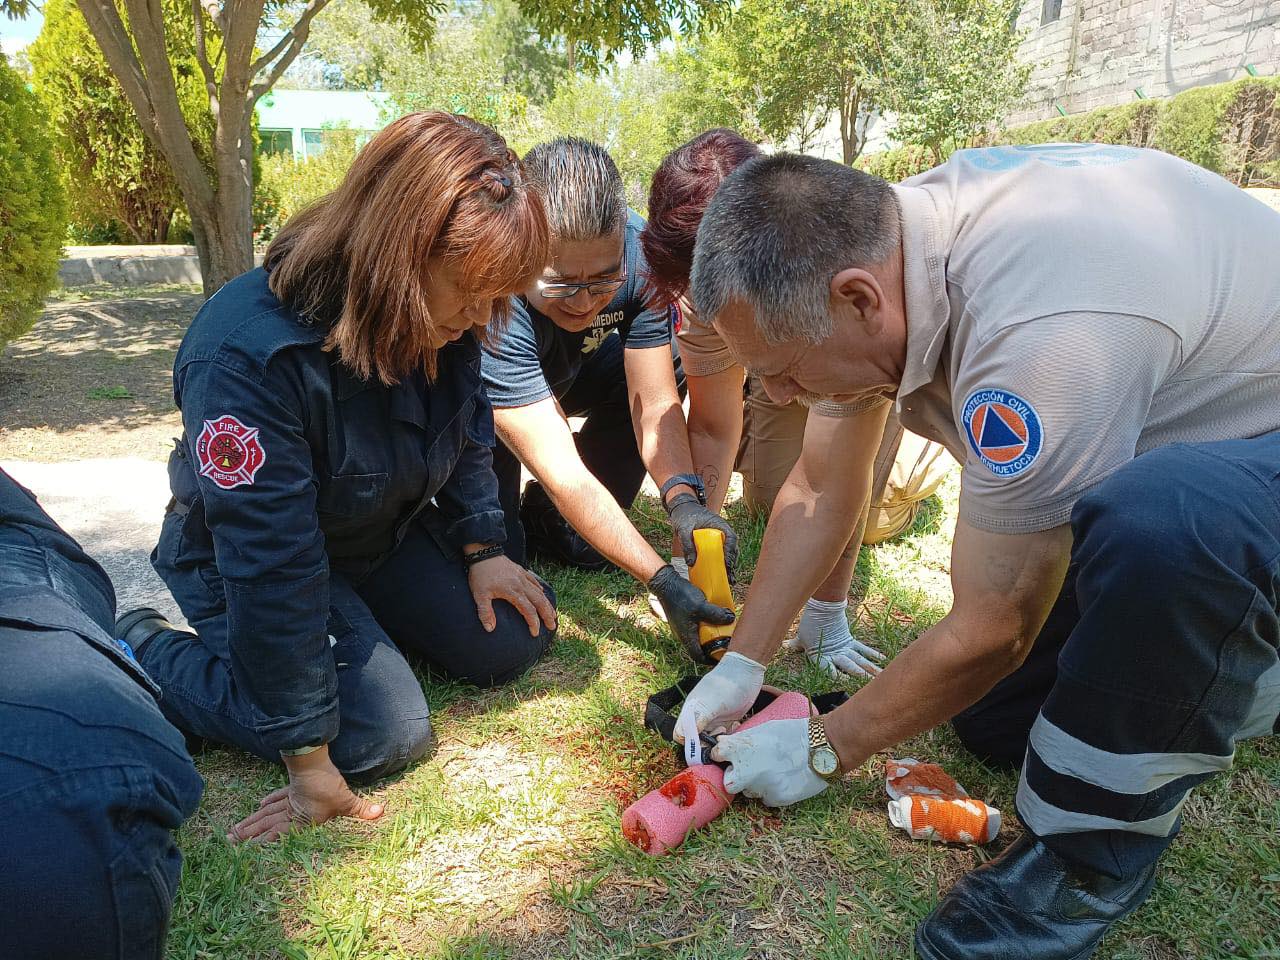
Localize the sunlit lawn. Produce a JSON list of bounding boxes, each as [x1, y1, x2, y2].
[[168, 470, 1280, 960]]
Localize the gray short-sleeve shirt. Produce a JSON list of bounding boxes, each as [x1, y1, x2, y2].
[[894, 144, 1280, 532]]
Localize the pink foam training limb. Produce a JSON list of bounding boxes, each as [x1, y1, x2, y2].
[[621, 691, 814, 855]]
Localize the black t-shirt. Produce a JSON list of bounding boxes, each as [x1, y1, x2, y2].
[[481, 211, 673, 408]]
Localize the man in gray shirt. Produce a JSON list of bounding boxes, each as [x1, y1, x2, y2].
[[675, 145, 1280, 959]]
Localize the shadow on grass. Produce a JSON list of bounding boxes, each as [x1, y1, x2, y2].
[[168, 483, 1280, 960]]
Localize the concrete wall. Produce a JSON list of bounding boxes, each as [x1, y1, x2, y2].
[[59, 246, 264, 287], [1010, 0, 1280, 125]]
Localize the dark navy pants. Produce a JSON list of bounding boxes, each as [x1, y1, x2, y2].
[[0, 471, 203, 960], [493, 332, 685, 567], [952, 435, 1280, 879], [147, 513, 554, 783]]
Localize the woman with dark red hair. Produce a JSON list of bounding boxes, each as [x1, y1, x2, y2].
[[643, 129, 908, 678], [117, 112, 558, 843]]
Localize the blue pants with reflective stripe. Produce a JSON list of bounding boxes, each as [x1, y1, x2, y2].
[[952, 434, 1280, 879]]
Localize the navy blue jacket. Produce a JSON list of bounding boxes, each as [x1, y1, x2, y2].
[[155, 268, 504, 751]]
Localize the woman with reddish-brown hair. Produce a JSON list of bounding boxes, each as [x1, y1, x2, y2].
[[117, 111, 558, 843], [643, 128, 912, 681]]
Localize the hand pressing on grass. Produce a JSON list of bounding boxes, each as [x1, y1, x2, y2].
[[787, 598, 885, 679], [227, 745, 384, 844]]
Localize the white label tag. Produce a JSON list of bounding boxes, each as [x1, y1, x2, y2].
[[686, 727, 706, 768]]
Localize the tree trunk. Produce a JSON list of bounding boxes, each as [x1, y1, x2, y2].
[[840, 84, 863, 166], [76, 0, 322, 296], [192, 79, 257, 296], [193, 208, 252, 293]]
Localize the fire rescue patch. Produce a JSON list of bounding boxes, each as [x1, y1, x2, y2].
[[962, 389, 1042, 479], [196, 415, 266, 489]]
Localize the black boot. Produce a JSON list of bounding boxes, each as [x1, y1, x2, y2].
[[914, 834, 1157, 960], [113, 607, 183, 661], [519, 480, 614, 573]]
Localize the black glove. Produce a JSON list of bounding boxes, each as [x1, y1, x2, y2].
[[648, 563, 736, 664], [667, 494, 739, 582]]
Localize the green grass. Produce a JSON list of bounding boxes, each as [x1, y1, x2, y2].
[[57, 282, 204, 302], [87, 385, 134, 401], [168, 471, 1280, 959]]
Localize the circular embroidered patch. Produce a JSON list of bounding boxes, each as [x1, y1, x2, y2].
[[196, 414, 267, 489], [962, 389, 1043, 479]]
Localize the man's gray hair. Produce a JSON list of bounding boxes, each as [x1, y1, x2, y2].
[[524, 137, 628, 243], [691, 152, 901, 344]]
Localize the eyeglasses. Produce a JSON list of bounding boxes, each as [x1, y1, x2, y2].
[[535, 267, 628, 299]]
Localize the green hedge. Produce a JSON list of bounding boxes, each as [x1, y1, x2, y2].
[[858, 75, 1280, 184], [0, 53, 67, 351], [253, 129, 361, 243]]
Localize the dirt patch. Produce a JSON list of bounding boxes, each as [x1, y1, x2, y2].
[[0, 285, 201, 462]]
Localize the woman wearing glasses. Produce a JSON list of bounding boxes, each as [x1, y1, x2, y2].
[[115, 112, 558, 843], [482, 137, 736, 663]]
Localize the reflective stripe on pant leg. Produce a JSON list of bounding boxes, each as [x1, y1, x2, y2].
[[1015, 437, 1280, 875], [1238, 657, 1280, 738]]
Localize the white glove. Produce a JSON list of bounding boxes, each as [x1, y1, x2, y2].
[[710, 717, 829, 807], [787, 598, 886, 679], [674, 651, 765, 747]]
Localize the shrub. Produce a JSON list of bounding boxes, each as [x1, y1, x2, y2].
[[27, 0, 215, 244], [1152, 82, 1233, 173], [859, 75, 1280, 185], [254, 129, 360, 242], [0, 51, 66, 350], [856, 143, 935, 181], [1217, 78, 1280, 186]]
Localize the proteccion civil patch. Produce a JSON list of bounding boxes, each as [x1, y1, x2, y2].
[[962, 388, 1043, 479]]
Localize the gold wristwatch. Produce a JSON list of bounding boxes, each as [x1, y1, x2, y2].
[[808, 716, 841, 780]]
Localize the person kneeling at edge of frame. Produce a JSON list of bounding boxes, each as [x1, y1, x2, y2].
[[116, 111, 557, 845], [0, 467, 203, 960]]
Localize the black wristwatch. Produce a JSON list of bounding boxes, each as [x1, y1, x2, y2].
[[660, 473, 706, 510]]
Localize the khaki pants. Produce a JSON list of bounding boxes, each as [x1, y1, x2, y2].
[[736, 375, 952, 544]]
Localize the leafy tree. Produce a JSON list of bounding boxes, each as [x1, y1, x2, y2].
[[522, 0, 729, 75], [383, 6, 532, 130], [474, 0, 569, 104], [28, 0, 215, 243], [72, 0, 724, 298], [516, 56, 712, 211], [661, 36, 760, 146], [664, 0, 895, 164], [296, 0, 425, 89], [667, 0, 1026, 165], [879, 0, 1030, 161], [307, 0, 566, 101], [0, 51, 67, 350]]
